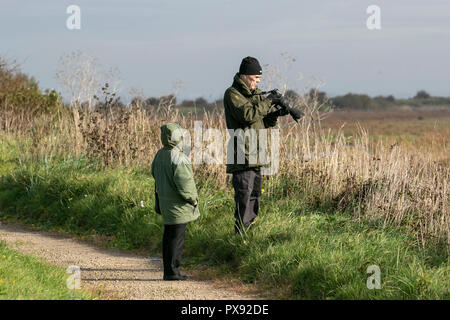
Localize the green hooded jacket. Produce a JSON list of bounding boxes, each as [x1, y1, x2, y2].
[[223, 73, 274, 173], [151, 122, 200, 225]]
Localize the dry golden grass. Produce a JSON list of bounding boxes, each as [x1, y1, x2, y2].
[[319, 109, 450, 165]]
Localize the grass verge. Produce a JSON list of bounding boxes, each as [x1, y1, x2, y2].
[[0, 240, 98, 300]]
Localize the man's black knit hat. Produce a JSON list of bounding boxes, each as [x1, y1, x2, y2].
[[239, 56, 262, 75]]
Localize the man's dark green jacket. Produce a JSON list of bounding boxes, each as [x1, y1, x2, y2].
[[151, 123, 200, 225], [223, 73, 274, 173]]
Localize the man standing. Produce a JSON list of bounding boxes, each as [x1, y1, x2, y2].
[[223, 56, 284, 234]]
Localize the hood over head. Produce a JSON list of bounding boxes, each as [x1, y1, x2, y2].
[[160, 122, 184, 149]]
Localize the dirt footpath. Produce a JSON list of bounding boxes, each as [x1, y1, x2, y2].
[[0, 223, 262, 300]]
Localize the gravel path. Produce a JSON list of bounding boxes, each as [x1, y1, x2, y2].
[[0, 223, 262, 300]]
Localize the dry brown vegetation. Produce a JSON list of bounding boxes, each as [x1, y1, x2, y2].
[[2, 91, 449, 250]]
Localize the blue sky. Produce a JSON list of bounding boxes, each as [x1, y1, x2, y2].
[[1, 0, 450, 102]]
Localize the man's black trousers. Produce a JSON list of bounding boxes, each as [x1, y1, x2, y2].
[[163, 224, 186, 277], [232, 169, 262, 234]]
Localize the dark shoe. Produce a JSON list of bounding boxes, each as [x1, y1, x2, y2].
[[163, 274, 188, 281]]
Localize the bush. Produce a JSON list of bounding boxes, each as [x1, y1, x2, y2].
[[414, 90, 431, 99], [0, 56, 61, 115], [332, 93, 374, 110]]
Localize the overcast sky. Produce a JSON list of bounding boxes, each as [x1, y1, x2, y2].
[[1, 0, 450, 102]]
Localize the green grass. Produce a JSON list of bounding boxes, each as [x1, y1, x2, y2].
[[0, 241, 97, 300], [0, 136, 449, 299], [186, 187, 449, 299]]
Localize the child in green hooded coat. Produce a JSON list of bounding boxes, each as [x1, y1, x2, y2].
[[151, 122, 200, 280]]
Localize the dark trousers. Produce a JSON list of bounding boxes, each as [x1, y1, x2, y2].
[[232, 169, 262, 234], [163, 224, 186, 277]]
